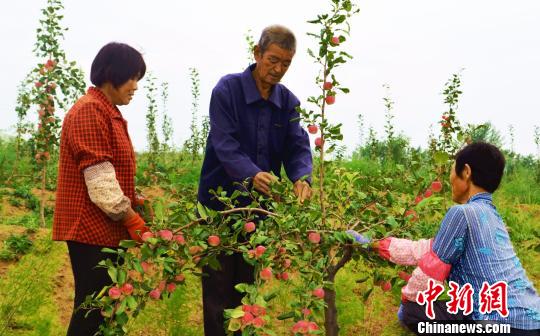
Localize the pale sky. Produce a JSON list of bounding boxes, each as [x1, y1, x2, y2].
[[2, 0, 539, 156]]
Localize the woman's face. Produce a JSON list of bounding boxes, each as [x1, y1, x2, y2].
[[110, 78, 138, 106], [450, 162, 471, 204]]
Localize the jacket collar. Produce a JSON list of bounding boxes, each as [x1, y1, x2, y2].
[[241, 64, 283, 109]]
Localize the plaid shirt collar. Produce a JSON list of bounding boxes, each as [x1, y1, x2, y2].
[[87, 87, 124, 119]]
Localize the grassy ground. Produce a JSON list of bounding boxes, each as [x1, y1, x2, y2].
[[0, 156, 538, 335]]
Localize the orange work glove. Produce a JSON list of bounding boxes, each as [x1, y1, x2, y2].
[[123, 212, 149, 243]]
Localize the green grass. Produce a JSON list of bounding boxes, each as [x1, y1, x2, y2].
[[0, 235, 67, 336]]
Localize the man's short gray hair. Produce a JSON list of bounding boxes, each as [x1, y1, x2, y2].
[[258, 25, 296, 55]]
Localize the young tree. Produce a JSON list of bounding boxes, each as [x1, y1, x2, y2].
[[144, 72, 161, 175], [160, 81, 173, 152], [184, 67, 201, 163], [15, 0, 85, 226]]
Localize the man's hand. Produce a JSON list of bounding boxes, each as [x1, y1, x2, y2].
[[253, 172, 278, 195], [293, 180, 312, 204]]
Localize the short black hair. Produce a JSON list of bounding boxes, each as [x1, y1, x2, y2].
[[90, 42, 146, 88], [455, 142, 505, 193]]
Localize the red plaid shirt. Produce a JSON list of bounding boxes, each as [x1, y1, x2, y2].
[[53, 87, 136, 247]]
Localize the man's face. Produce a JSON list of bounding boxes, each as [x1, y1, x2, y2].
[[254, 43, 295, 86]]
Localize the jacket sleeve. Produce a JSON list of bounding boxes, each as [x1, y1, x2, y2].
[[209, 86, 262, 182], [377, 237, 433, 266], [401, 206, 467, 302]]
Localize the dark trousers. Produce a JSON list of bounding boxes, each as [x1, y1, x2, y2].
[[401, 300, 540, 336], [66, 241, 117, 336], [201, 251, 255, 336]]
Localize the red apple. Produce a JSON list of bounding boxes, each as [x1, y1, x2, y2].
[[255, 245, 266, 257], [323, 81, 333, 90], [120, 283, 133, 295], [244, 221, 256, 233], [280, 272, 290, 281], [405, 209, 418, 222], [158, 229, 173, 241], [398, 271, 411, 282], [141, 231, 154, 242], [242, 304, 252, 313], [381, 281, 392, 292], [207, 235, 220, 246], [174, 234, 186, 245], [175, 274, 185, 282], [431, 180, 443, 193], [108, 286, 121, 299], [35, 81, 43, 88], [314, 137, 324, 148], [188, 245, 203, 255], [140, 261, 151, 273], [252, 304, 266, 316], [302, 308, 311, 317], [292, 320, 309, 333], [424, 189, 433, 198], [308, 321, 319, 331], [307, 124, 318, 134], [331, 36, 340, 45], [166, 282, 176, 293], [252, 317, 265, 328], [45, 59, 56, 69], [260, 267, 272, 281], [308, 232, 321, 244], [283, 258, 292, 268], [242, 311, 254, 325], [149, 289, 161, 300], [325, 95, 336, 105], [157, 280, 166, 291], [312, 287, 325, 299]]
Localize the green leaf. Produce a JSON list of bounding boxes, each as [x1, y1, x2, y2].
[[119, 240, 137, 248], [229, 308, 245, 319], [356, 276, 370, 283], [363, 287, 373, 302], [234, 283, 248, 293], [228, 318, 242, 331], [107, 267, 117, 282], [386, 216, 398, 228], [277, 311, 295, 320], [101, 247, 118, 254], [433, 151, 450, 165], [126, 295, 138, 310], [117, 269, 127, 284], [197, 202, 208, 220]]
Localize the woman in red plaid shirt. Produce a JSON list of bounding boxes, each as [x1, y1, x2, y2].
[[53, 42, 149, 335]]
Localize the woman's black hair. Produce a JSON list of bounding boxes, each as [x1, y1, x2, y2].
[[455, 142, 505, 193], [90, 42, 146, 88]]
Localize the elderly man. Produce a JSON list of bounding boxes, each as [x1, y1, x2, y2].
[[197, 25, 313, 335]]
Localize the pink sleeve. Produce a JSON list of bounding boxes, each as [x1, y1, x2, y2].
[[401, 249, 452, 302], [378, 237, 433, 266]]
